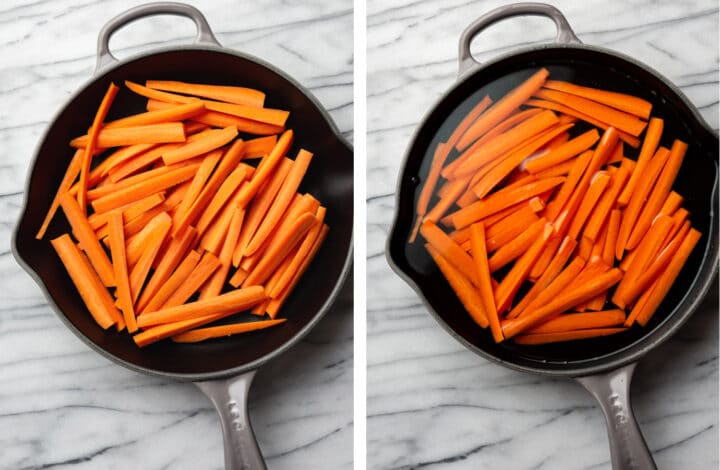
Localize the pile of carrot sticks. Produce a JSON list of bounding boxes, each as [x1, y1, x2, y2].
[[410, 68, 700, 345], [38, 80, 328, 347]]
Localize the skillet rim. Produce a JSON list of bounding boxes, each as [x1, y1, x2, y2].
[[386, 40, 719, 378], [12, 42, 354, 381]]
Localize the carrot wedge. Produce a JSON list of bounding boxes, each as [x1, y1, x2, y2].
[[543, 81, 652, 119], [514, 328, 627, 345], [145, 80, 265, 108], [36, 149, 84, 239], [161, 126, 238, 165], [172, 319, 286, 343], [470, 223, 502, 342], [108, 212, 137, 332]]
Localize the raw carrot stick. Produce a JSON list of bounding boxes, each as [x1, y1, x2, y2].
[[104, 143, 169, 182], [456, 68, 549, 150], [616, 146, 671, 258], [245, 149, 313, 255], [514, 328, 627, 345], [195, 164, 249, 237], [91, 163, 200, 213], [484, 205, 541, 252], [544, 131, 570, 150], [567, 171, 611, 239], [450, 177, 565, 229], [91, 192, 165, 231], [526, 310, 626, 334], [140, 250, 201, 315], [172, 318, 286, 343], [582, 166, 630, 242], [136, 225, 197, 312], [245, 135, 279, 158], [508, 236, 576, 318], [121, 206, 168, 242], [657, 191, 683, 221], [162, 126, 238, 165], [470, 223, 502, 342], [105, 102, 205, 129], [420, 220, 480, 286], [494, 223, 553, 313], [604, 209, 622, 266], [527, 234, 561, 280], [229, 267, 249, 288], [71, 122, 186, 148], [535, 88, 647, 136], [425, 177, 470, 223], [199, 180, 246, 255], [543, 81, 652, 119], [626, 140, 687, 250], [426, 244, 488, 328], [523, 129, 600, 174], [200, 208, 245, 299], [620, 120, 664, 208], [525, 99, 640, 147], [172, 149, 223, 225], [488, 217, 547, 272], [661, 208, 689, 247], [88, 160, 193, 200], [36, 149, 84, 239], [235, 130, 294, 209], [627, 228, 701, 327], [50, 234, 117, 329], [534, 157, 578, 179], [159, 251, 221, 309], [123, 211, 170, 270], [517, 256, 586, 319], [608, 141, 624, 164], [145, 80, 266, 108], [59, 193, 115, 286], [543, 150, 593, 221], [503, 268, 623, 338], [108, 212, 136, 332]]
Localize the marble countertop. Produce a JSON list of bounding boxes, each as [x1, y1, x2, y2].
[[0, 1, 352, 469], [367, 1, 718, 469]]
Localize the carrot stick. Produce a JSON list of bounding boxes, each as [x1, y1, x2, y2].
[[484, 205, 541, 252], [582, 166, 630, 242], [608, 141, 624, 164], [535, 88, 647, 136], [544, 131, 570, 151], [159, 251, 221, 309], [420, 220, 480, 286], [88, 159, 197, 201], [451, 177, 565, 229], [543, 150, 593, 221], [235, 130, 294, 209], [200, 208, 245, 299], [514, 328, 627, 345], [470, 223, 502, 342], [71, 122, 186, 148], [658, 191, 684, 221], [503, 268, 623, 338], [488, 217, 547, 272], [104, 143, 170, 182], [145, 80, 265, 108], [140, 250, 201, 315], [245, 135, 279, 158], [172, 149, 223, 226], [456, 68, 549, 150], [426, 244, 488, 328], [36, 149, 84, 239], [527, 234, 561, 280], [526, 310, 626, 334], [91, 162, 199, 214], [509, 236, 576, 319], [195, 164, 249, 238], [616, 146, 671, 258], [523, 129, 600, 175], [525, 99, 640, 147], [125, 211, 171, 269], [105, 102, 205, 129], [626, 140, 687, 250], [108, 212, 136, 332], [199, 184, 244, 255], [50, 234, 117, 329], [59, 193, 115, 286], [425, 177, 470, 223], [161, 126, 238, 165], [120, 205, 167, 243], [91, 192, 165, 231], [604, 209, 622, 266], [626, 228, 701, 327], [543, 81, 652, 119], [616, 117, 664, 207], [172, 318, 286, 343], [534, 157, 578, 179], [229, 267, 249, 288], [566, 171, 611, 239], [245, 149, 313, 255], [517, 256, 586, 319]]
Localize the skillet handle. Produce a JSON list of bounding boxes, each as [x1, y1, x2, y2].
[[195, 370, 267, 470], [458, 2, 580, 77], [95, 2, 221, 73], [576, 363, 657, 470]]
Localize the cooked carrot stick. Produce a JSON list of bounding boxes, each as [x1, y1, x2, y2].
[[71, 122, 186, 148], [488, 218, 547, 272], [616, 146, 671, 258], [140, 250, 201, 315], [543, 150, 592, 221], [514, 328, 627, 345], [509, 236, 576, 319], [159, 251, 221, 309], [523, 129, 599, 174], [425, 177, 470, 223], [200, 208, 245, 299], [195, 164, 249, 237], [426, 244, 488, 327], [526, 310, 626, 334], [657, 191, 683, 221], [234, 130, 294, 209], [145, 80, 265, 108], [525, 99, 640, 147], [172, 318, 286, 343], [162, 126, 238, 165], [50, 234, 117, 329], [456, 68, 549, 150], [229, 267, 249, 288], [543, 81, 652, 119], [503, 268, 623, 338], [604, 209, 622, 266], [626, 140, 687, 250], [105, 102, 206, 129], [470, 223, 502, 342], [36, 149, 84, 239], [59, 193, 115, 287], [582, 166, 630, 242], [246, 149, 313, 255], [535, 88, 647, 136], [450, 197, 543, 246], [420, 220, 480, 286], [451, 177, 565, 229], [108, 212, 136, 332], [567, 171, 611, 239]]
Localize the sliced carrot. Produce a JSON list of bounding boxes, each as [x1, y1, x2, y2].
[[145, 80, 265, 108], [608, 141, 624, 164], [71, 122, 186, 148], [543, 81, 652, 119], [108, 212, 136, 332], [161, 126, 238, 165], [195, 164, 249, 238], [200, 208, 245, 299], [470, 223, 502, 342], [105, 143, 173, 183], [160, 251, 221, 309], [484, 204, 541, 252], [425, 177, 470, 223], [617, 118, 664, 207], [516, 256, 586, 318], [567, 171, 611, 239], [245, 135, 279, 158], [105, 102, 205, 129], [603, 209, 622, 267], [488, 217, 547, 272], [658, 191, 684, 221], [141, 250, 201, 315], [120, 205, 167, 242], [543, 150, 593, 221], [527, 234, 561, 280], [544, 131, 570, 150], [172, 319, 286, 343], [172, 149, 223, 226], [514, 328, 627, 345], [526, 310, 626, 334], [125, 212, 172, 269], [235, 130, 294, 209], [420, 220, 480, 286], [91, 192, 165, 232], [36, 149, 84, 239], [582, 166, 630, 242], [229, 267, 249, 288], [523, 129, 599, 174]]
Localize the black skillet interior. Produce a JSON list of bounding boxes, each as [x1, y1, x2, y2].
[[388, 46, 718, 374], [15, 48, 353, 378]]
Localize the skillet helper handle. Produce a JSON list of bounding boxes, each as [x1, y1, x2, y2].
[[576, 363, 657, 470], [195, 370, 266, 470], [95, 1, 220, 73], [458, 2, 580, 76]]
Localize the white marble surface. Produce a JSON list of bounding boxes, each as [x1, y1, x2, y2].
[[367, 1, 718, 469], [0, 1, 352, 469]]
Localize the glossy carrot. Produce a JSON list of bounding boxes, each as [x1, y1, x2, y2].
[[582, 166, 630, 242], [543, 150, 592, 221], [420, 220, 480, 286], [470, 223, 502, 342], [425, 177, 470, 223], [488, 217, 547, 272], [543, 81, 652, 119], [523, 129, 599, 174], [515, 256, 586, 319], [617, 118, 664, 207], [514, 328, 627, 345], [527, 234, 561, 280], [603, 209, 622, 267], [145, 80, 265, 107]]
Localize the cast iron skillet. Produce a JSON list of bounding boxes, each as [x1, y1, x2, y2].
[[12, 3, 353, 469], [387, 4, 718, 469]]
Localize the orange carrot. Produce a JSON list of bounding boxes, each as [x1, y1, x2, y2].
[[523, 129, 599, 174], [125, 212, 171, 269], [456, 68, 549, 150], [603, 209, 622, 267], [104, 143, 174, 183], [173, 149, 223, 226], [91, 192, 165, 232], [544, 131, 570, 150], [517, 256, 586, 319], [121, 205, 167, 242], [172, 319, 286, 343], [658, 191, 684, 221], [420, 220, 480, 286], [160, 252, 221, 309], [145, 80, 265, 108], [51, 234, 117, 329], [161, 126, 238, 165], [484, 204, 541, 252], [514, 328, 627, 345], [425, 177, 470, 223], [59, 193, 115, 287], [71, 122, 186, 148], [36, 149, 84, 239], [104, 102, 205, 129], [195, 164, 249, 237], [470, 223, 502, 342], [543, 150, 593, 221], [617, 118, 664, 207], [527, 234, 561, 280], [229, 267, 249, 288], [526, 310, 626, 334], [543, 81, 652, 119], [567, 171, 611, 239], [488, 217, 547, 272], [108, 212, 136, 332], [200, 208, 245, 299], [245, 135, 279, 158], [582, 166, 630, 242], [235, 130, 294, 209], [141, 250, 201, 315]]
